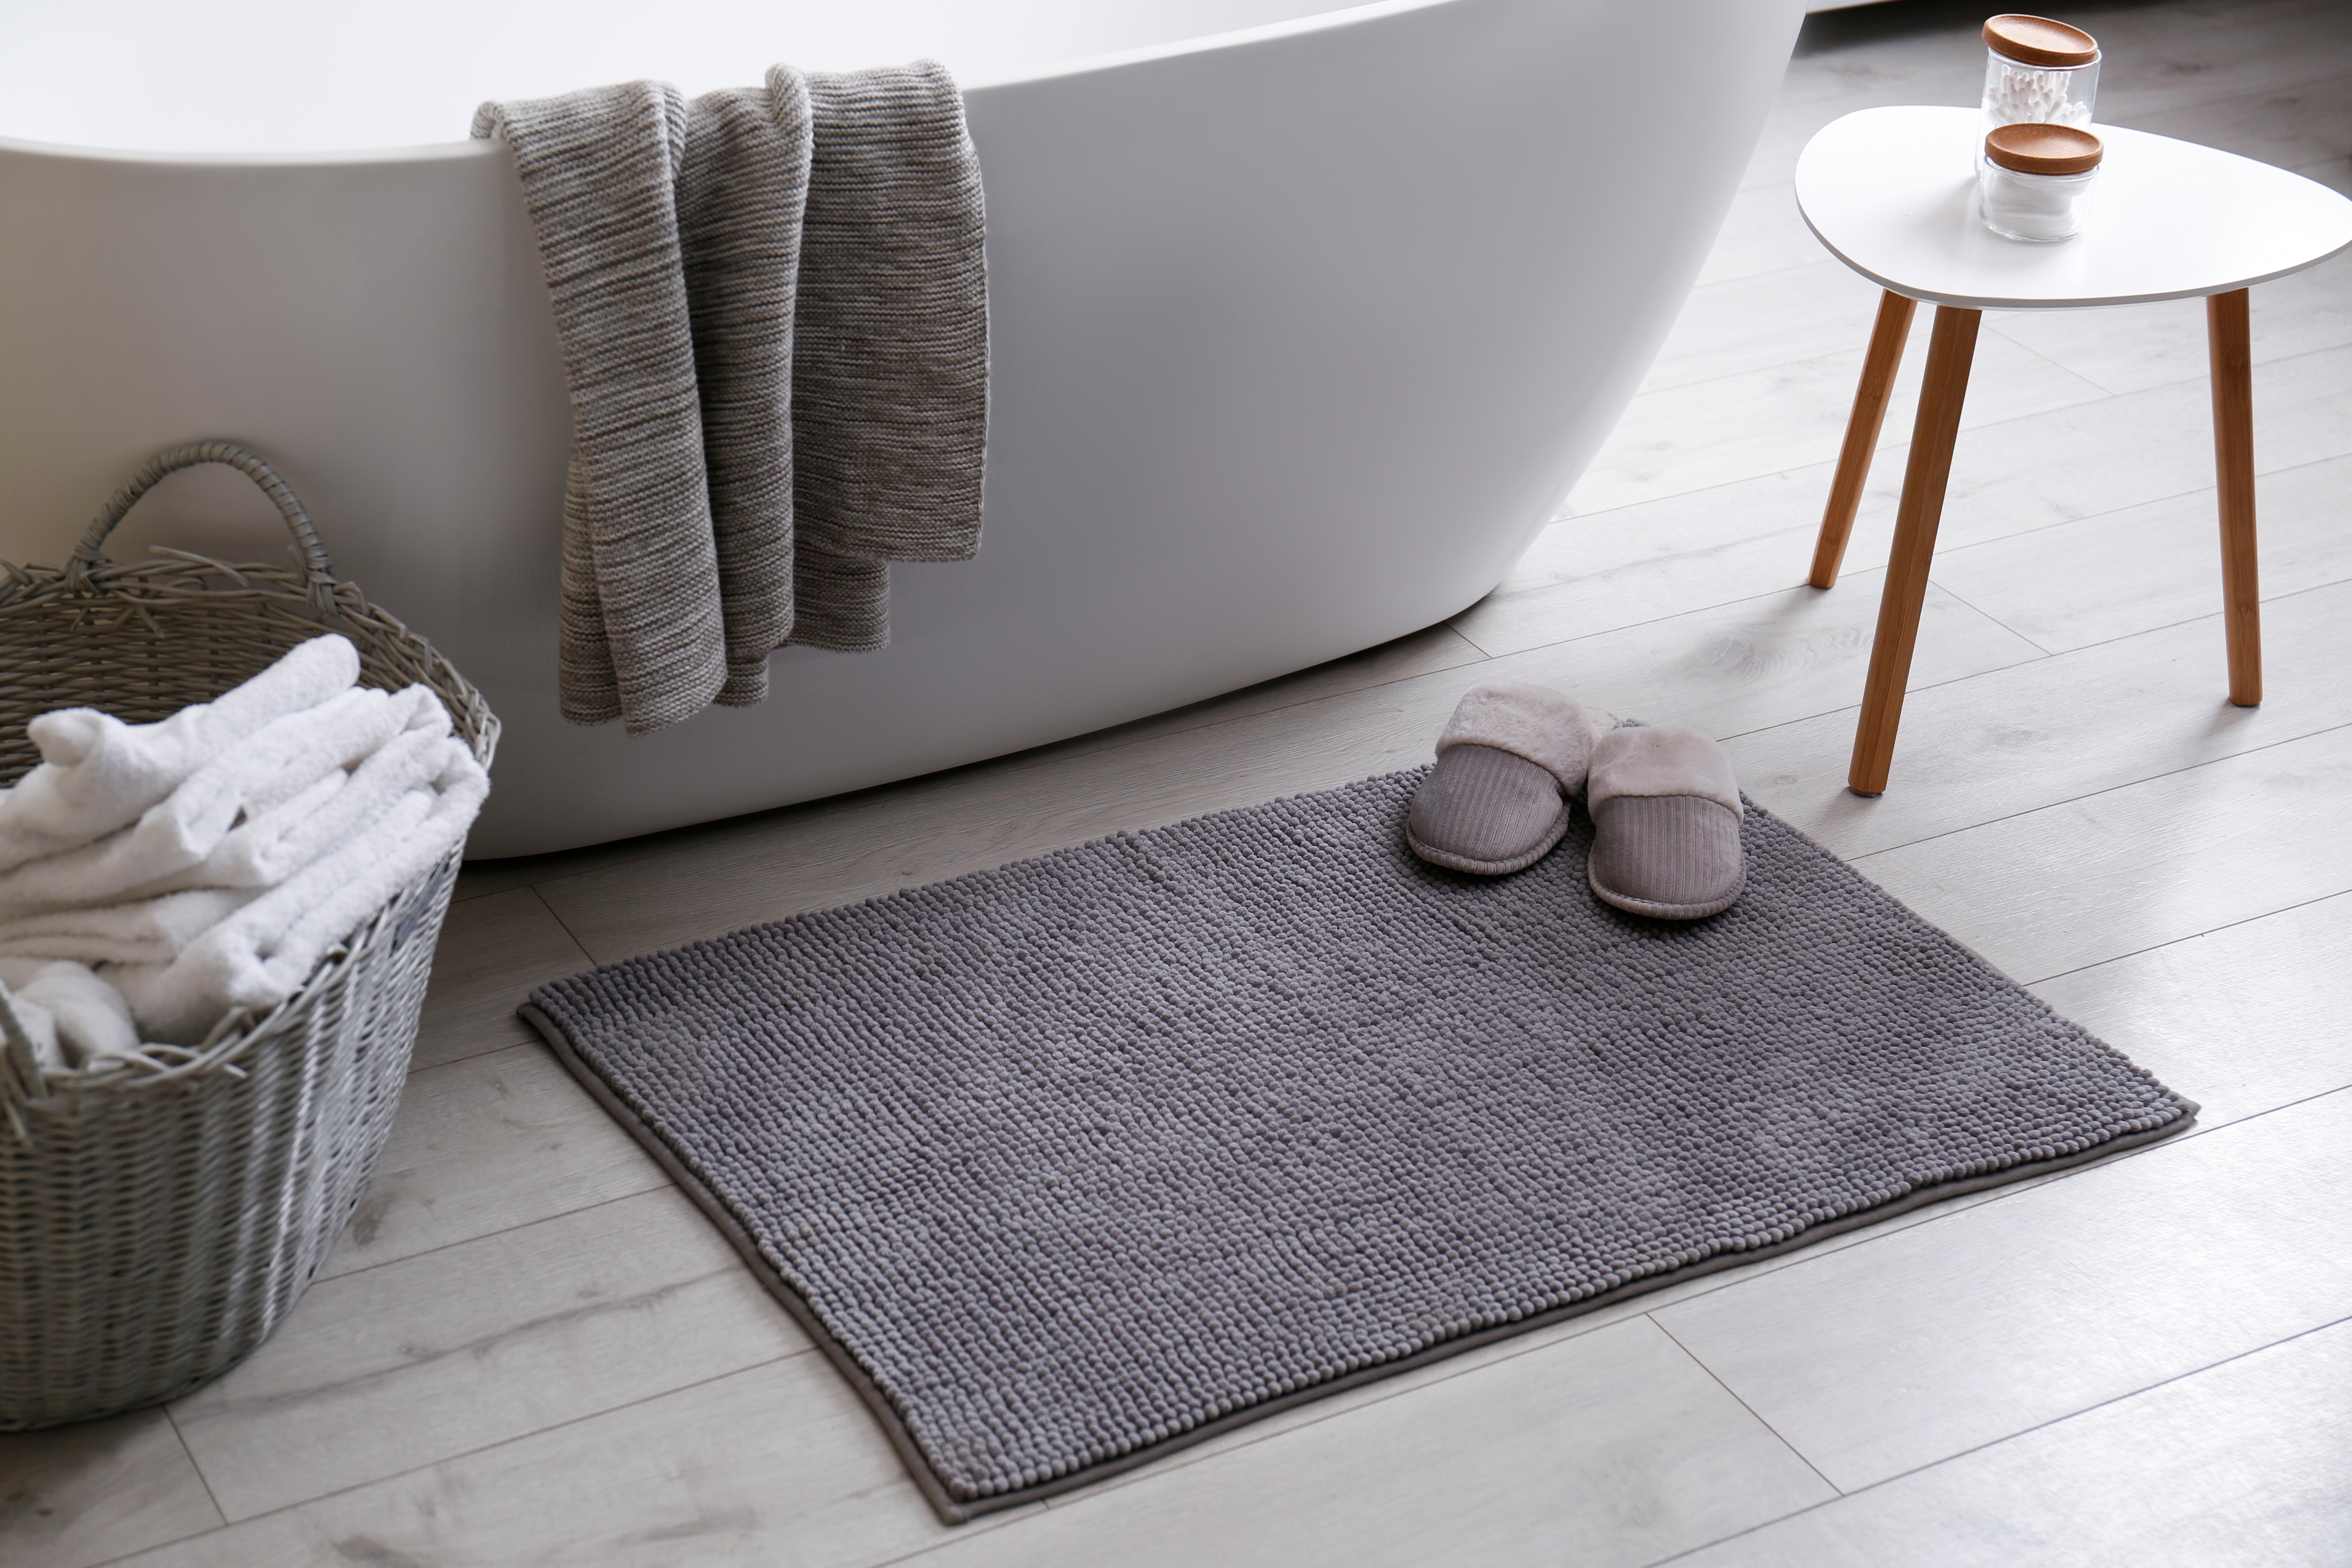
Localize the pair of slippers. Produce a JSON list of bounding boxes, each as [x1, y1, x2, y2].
[[1404, 682, 1746, 920]]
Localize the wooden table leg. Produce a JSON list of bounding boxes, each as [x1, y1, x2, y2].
[[2209, 287, 2261, 706], [1811, 289, 1917, 589], [1848, 305, 1981, 796]]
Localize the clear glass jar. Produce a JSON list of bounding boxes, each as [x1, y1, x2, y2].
[[1978, 163, 2097, 241], [1981, 14, 2100, 147], [1978, 124, 2103, 243]]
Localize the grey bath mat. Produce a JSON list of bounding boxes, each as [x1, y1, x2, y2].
[[521, 770, 2195, 1522]]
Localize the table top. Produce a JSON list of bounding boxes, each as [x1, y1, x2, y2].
[[1795, 106, 2352, 310]]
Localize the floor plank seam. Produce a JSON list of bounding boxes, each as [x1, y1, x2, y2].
[[1980, 321, 2138, 399], [507, 641, 1507, 877], [2169, 1081, 2352, 1144], [1923, 569, 2352, 670], [1645, 1312, 1846, 1501], [316, 1183, 693, 1284], [1699, 260, 1822, 291], [154, 1403, 230, 1549], [1445, 566, 1926, 671], [1493, 431, 2352, 672], [1551, 386, 2303, 549], [1921, 443, 2352, 573], [1444, 619, 1504, 659], [1496, 474, 2226, 613], [1703, 561, 2352, 738], [1601, 312, 2349, 447], [941, 635, 1504, 780], [1555, 452, 1834, 526], [100, 1352, 813, 1564], [525, 880, 597, 963], [402, 1036, 537, 1079], [1635, 1305, 2352, 1568], [2113, 64, 2352, 138], [1831, 717, 2352, 873], [1801, 431, 2344, 572], [199, 1261, 765, 1450], [1915, 576, 2063, 656], [2024, 885, 2352, 990], [1468, 1094, 2309, 1432], [401, 1037, 541, 1085], [864, 1505, 1041, 1568]]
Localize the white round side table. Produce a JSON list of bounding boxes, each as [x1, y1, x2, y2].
[[1795, 105, 2352, 795]]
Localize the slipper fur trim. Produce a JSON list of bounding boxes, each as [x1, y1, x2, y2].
[[1435, 682, 1617, 796], [1585, 726, 1742, 816], [1405, 804, 1572, 876]]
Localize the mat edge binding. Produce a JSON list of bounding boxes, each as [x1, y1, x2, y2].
[[517, 1001, 2198, 1526]]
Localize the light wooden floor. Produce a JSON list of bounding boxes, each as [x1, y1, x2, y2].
[[10, 1, 2352, 1561]]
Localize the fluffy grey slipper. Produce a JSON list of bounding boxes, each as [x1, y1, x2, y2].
[[1585, 726, 1746, 919], [1406, 682, 1616, 875]]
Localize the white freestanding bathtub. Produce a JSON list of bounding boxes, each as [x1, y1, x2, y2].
[[0, 0, 1803, 857]]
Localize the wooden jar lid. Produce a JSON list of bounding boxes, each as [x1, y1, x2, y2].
[[1984, 122, 2104, 174], [1983, 14, 2100, 68]]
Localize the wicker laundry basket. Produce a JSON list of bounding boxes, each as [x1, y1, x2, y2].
[[0, 442, 498, 1429]]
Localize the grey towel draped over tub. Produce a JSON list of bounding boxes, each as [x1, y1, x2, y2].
[[474, 62, 988, 734]]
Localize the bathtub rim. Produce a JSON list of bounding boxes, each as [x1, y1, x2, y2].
[[0, 0, 1441, 169]]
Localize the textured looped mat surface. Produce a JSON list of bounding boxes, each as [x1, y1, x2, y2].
[[522, 769, 2195, 1522]]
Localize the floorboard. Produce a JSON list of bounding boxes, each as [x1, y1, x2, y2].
[[1667, 1315, 2352, 1568], [1730, 579, 2352, 859], [109, 1356, 998, 1568], [1652, 1089, 2352, 1492], [1854, 722, 2352, 981], [411, 886, 595, 1070], [535, 567, 2041, 962], [1984, 253, 2352, 395], [0, 1412, 220, 1568], [893, 1317, 1835, 1568], [2032, 889, 2352, 1129], [1929, 451, 2352, 652], [1570, 330, 2110, 517], [169, 1187, 808, 1521], [314, 1042, 670, 1282]]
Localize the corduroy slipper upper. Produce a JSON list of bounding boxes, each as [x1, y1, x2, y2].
[[1405, 682, 1616, 875], [1584, 725, 1746, 919]]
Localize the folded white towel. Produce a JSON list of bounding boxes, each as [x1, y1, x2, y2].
[[0, 684, 446, 916], [0, 889, 260, 967], [0, 635, 361, 875], [169, 700, 452, 895], [105, 737, 490, 1044], [0, 958, 143, 1070]]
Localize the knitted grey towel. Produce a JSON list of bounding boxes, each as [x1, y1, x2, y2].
[[475, 62, 987, 731]]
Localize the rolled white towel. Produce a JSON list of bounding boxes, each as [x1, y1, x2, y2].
[[0, 684, 447, 916], [105, 737, 490, 1044], [0, 958, 143, 1070], [0, 635, 361, 875], [0, 888, 259, 966]]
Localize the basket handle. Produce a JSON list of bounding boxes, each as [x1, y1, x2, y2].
[[69, 442, 338, 603]]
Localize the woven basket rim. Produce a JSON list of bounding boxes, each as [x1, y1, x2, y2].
[[0, 545, 497, 1111]]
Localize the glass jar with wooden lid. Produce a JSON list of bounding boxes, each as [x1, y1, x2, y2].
[[1978, 122, 2103, 241], [1982, 13, 2100, 149]]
